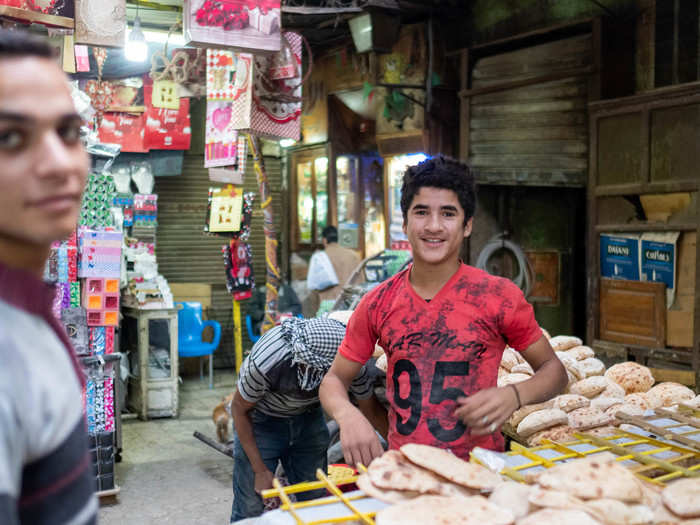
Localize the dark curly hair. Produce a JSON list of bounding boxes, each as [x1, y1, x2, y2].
[[0, 29, 54, 59], [400, 155, 476, 226]]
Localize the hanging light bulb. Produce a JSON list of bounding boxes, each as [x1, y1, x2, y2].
[[125, 16, 148, 62]]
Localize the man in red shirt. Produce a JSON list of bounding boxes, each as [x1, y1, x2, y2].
[[319, 156, 568, 465]]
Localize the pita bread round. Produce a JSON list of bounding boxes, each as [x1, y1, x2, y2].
[[541, 328, 551, 339], [646, 382, 695, 408], [607, 403, 645, 419], [375, 495, 515, 525], [565, 346, 596, 361], [558, 353, 585, 381], [498, 366, 509, 379], [516, 508, 602, 525], [579, 358, 606, 378], [583, 499, 655, 525], [489, 482, 533, 519], [498, 373, 531, 387], [508, 400, 555, 428], [661, 478, 700, 518], [595, 378, 626, 399], [549, 335, 584, 352], [624, 393, 651, 410], [373, 342, 385, 358], [399, 443, 503, 491], [604, 362, 655, 394], [590, 397, 624, 412], [356, 473, 419, 503], [526, 424, 577, 446], [569, 376, 608, 398], [583, 425, 620, 437], [553, 394, 591, 412], [501, 347, 520, 371], [568, 407, 614, 431], [367, 450, 442, 494], [517, 409, 569, 439], [511, 362, 534, 376], [375, 352, 387, 373], [535, 452, 643, 503], [528, 486, 585, 509], [685, 394, 700, 408]]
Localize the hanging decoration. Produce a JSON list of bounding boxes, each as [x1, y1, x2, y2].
[[230, 32, 307, 140], [208, 135, 248, 183], [143, 83, 192, 151], [247, 134, 280, 334], [183, 0, 281, 55], [204, 185, 243, 234], [74, 0, 126, 48], [222, 240, 254, 299], [85, 47, 112, 127]]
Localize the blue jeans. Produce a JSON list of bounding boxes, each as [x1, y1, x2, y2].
[[230, 406, 330, 522]]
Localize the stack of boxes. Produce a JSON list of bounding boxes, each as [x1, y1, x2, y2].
[[82, 277, 120, 326]]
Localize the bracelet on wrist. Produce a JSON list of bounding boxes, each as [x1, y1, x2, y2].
[[509, 383, 522, 409]]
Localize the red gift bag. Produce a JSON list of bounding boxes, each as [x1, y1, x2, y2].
[[143, 84, 192, 150]]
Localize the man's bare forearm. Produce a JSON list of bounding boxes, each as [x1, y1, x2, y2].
[[233, 403, 267, 473], [319, 372, 361, 423], [517, 357, 568, 406]]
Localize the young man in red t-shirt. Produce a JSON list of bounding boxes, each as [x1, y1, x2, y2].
[[319, 156, 568, 465]]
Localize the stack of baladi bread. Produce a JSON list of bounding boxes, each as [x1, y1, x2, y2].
[[498, 334, 699, 446], [364, 446, 700, 525]]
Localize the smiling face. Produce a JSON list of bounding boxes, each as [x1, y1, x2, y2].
[[403, 186, 473, 269], [0, 56, 88, 254]]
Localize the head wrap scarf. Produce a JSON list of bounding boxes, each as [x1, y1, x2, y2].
[[280, 316, 346, 391]]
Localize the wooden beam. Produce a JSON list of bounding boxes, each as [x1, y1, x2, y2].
[[0, 6, 73, 28], [594, 181, 699, 196], [459, 66, 594, 99], [595, 223, 698, 233]]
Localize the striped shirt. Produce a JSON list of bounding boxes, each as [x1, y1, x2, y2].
[[0, 262, 96, 525], [238, 325, 373, 416]]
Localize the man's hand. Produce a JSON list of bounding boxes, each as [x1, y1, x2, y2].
[[453, 386, 519, 436], [337, 406, 384, 468], [254, 469, 275, 494]]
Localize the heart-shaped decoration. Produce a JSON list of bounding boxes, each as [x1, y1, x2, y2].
[[212, 105, 232, 131]]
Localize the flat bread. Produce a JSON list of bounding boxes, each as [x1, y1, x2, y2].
[[558, 353, 585, 381], [535, 452, 643, 503], [517, 409, 569, 438], [501, 347, 520, 371], [583, 499, 655, 525], [511, 362, 534, 376], [375, 495, 515, 525], [528, 486, 585, 509], [565, 346, 596, 361], [549, 335, 584, 352], [580, 357, 606, 378], [661, 478, 700, 518], [607, 403, 645, 418], [399, 443, 503, 491], [568, 407, 614, 431], [498, 373, 531, 387], [508, 400, 555, 428], [516, 508, 602, 525], [569, 376, 608, 398], [583, 425, 620, 438], [646, 382, 695, 408], [624, 393, 651, 411], [553, 394, 591, 412], [498, 366, 509, 379], [489, 482, 533, 519], [605, 362, 655, 394], [596, 378, 627, 399], [367, 450, 442, 494], [526, 424, 577, 447], [356, 473, 419, 503], [375, 352, 387, 373], [590, 397, 624, 412]]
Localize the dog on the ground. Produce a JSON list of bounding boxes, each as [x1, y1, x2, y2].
[[213, 392, 234, 443]]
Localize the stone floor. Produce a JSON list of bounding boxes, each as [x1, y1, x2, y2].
[[99, 371, 238, 525]]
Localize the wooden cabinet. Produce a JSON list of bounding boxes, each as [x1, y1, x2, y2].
[[587, 82, 700, 388]]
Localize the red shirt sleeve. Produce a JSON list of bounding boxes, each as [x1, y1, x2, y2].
[[338, 292, 378, 364], [500, 280, 543, 352]]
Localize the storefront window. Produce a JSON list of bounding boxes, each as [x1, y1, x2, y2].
[[387, 153, 427, 246], [314, 156, 328, 240], [297, 161, 313, 244]]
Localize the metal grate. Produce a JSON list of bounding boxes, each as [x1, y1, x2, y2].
[[614, 407, 700, 453], [499, 429, 700, 486]]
